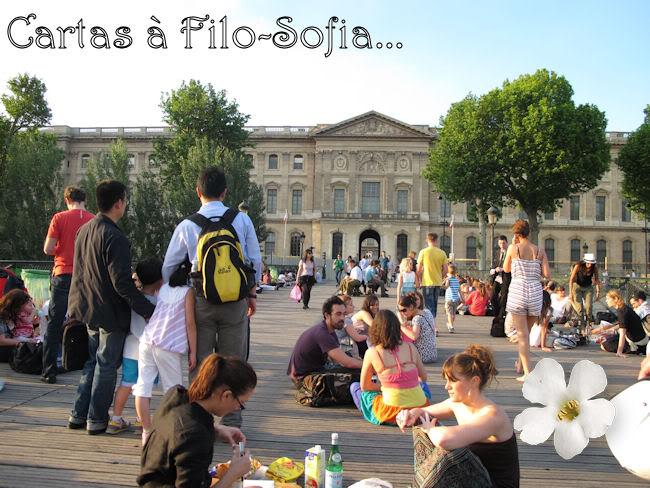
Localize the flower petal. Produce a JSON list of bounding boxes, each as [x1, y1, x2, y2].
[[522, 358, 567, 406], [554, 419, 589, 459], [566, 360, 608, 401], [514, 406, 558, 445], [579, 398, 615, 438]]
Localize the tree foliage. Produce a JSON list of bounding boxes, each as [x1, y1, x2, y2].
[[0, 74, 62, 260], [616, 105, 650, 216], [153, 80, 266, 238], [424, 69, 610, 244]]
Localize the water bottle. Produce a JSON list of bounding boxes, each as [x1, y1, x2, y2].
[[325, 433, 343, 488]]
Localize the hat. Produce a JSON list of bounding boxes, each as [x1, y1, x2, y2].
[[583, 253, 596, 264]]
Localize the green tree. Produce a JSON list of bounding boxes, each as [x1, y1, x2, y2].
[[152, 80, 266, 237], [425, 94, 504, 268], [616, 105, 650, 216], [0, 74, 52, 178], [0, 130, 64, 259], [425, 69, 610, 246]]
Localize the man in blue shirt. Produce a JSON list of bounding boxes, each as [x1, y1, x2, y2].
[[162, 167, 261, 428], [365, 260, 389, 297]]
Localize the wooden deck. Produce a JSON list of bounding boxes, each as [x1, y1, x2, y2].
[[0, 283, 647, 487]]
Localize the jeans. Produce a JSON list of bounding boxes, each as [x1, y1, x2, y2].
[[43, 274, 71, 378], [192, 296, 248, 427], [70, 324, 126, 430], [335, 268, 343, 285], [422, 286, 441, 317]]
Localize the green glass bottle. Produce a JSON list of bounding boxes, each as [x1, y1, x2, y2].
[[325, 433, 343, 488]]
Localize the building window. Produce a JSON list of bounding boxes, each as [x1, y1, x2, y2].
[[571, 239, 581, 262], [245, 153, 254, 167], [290, 233, 302, 256], [397, 190, 408, 215], [361, 182, 380, 214], [291, 190, 302, 215], [81, 154, 90, 169], [622, 199, 631, 222], [466, 236, 477, 260], [265, 233, 275, 255], [127, 153, 136, 172], [466, 202, 478, 222], [440, 197, 451, 218], [293, 154, 303, 170], [266, 189, 277, 214], [334, 189, 345, 214], [596, 196, 606, 221], [596, 239, 607, 265], [545, 238, 555, 268], [268, 154, 278, 169], [396, 233, 408, 260], [623, 240, 633, 270], [544, 211, 554, 221], [570, 196, 580, 221], [440, 235, 451, 256], [332, 232, 343, 258]]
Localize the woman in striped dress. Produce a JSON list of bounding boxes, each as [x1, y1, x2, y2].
[[504, 219, 550, 382]]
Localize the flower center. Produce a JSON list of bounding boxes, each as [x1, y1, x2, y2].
[[557, 399, 580, 421]]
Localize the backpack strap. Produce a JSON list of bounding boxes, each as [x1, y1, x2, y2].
[[220, 208, 239, 227], [186, 213, 211, 230], [186, 208, 239, 229]]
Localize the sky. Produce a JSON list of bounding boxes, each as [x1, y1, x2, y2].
[[0, 0, 648, 131]]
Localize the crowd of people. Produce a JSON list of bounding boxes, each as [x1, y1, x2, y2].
[[1, 175, 648, 487]]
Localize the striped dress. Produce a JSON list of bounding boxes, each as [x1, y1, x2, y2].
[[141, 284, 191, 354], [506, 245, 543, 317]]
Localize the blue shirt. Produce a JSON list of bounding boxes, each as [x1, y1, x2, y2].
[[162, 200, 262, 283], [365, 267, 377, 282], [444, 276, 460, 302]]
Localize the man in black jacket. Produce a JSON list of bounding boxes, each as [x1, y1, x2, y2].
[[67, 180, 156, 435]]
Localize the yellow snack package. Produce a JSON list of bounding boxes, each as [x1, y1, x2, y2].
[[265, 457, 304, 482]]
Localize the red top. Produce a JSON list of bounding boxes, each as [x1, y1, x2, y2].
[[466, 290, 489, 316], [47, 209, 94, 276]]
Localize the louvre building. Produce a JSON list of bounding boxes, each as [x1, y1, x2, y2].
[[49, 111, 642, 273]]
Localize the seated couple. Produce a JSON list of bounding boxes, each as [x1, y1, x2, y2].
[[287, 296, 362, 388], [398, 345, 519, 488], [593, 289, 649, 357]]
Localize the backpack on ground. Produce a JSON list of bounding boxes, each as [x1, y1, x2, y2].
[[10, 341, 43, 374], [188, 209, 253, 305], [61, 319, 88, 371], [296, 372, 360, 407]]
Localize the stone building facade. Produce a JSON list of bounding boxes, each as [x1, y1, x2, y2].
[[48, 111, 644, 273]]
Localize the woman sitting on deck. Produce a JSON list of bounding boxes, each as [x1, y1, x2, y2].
[[351, 294, 379, 358], [138, 353, 257, 488], [350, 310, 431, 425], [397, 345, 519, 488]]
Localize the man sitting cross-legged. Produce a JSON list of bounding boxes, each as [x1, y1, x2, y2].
[[287, 296, 362, 405]]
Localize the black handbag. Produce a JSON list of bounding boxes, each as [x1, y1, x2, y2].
[[10, 341, 43, 374], [62, 319, 89, 372]]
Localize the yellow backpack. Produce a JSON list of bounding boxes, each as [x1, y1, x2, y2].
[[188, 209, 249, 304]]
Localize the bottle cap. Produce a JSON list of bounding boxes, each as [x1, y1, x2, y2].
[[331, 433, 338, 442]]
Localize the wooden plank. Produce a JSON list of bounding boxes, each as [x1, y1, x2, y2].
[[0, 283, 646, 487]]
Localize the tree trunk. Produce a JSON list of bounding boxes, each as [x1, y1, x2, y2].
[[526, 208, 540, 245], [477, 201, 487, 271]]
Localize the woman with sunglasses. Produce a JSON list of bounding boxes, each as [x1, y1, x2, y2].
[[398, 293, 438, 363], [138, 353, 257, 488], [350, 310, 431, 425]]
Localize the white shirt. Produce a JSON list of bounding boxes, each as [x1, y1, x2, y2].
[[551, 295, 569, 320], [350, 266, 363, 282], [360, 258, 368, 270], [634, 301, 650, 321], [162, 200, 262, 283]]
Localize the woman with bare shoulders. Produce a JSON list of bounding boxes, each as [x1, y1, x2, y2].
[[503, 219, 550, 381], [351, 295, 379, 357], [398, 345, 519, 488]]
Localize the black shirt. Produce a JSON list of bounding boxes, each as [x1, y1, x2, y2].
[[574, 263, 596, 288], [618, 305, 647, 343], [469, 433, 520, 488]]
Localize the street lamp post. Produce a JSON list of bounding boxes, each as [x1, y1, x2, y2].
[[487, 206, 499, 268]]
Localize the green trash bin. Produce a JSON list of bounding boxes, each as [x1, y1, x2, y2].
[[269, 266, 279, 281], [21, 269, 51, 308]]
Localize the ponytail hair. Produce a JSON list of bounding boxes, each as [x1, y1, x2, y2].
[[188, 353, 257, 403], [442, 344, 498, 390]]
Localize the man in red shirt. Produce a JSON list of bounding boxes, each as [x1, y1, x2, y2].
[[41, 186, 94, 383]]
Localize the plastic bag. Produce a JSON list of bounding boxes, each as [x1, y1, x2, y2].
[[265, 458, 304, 482], [289, 284, 302, 302]]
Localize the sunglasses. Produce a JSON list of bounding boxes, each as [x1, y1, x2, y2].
[[236, 396, 246, 411], [398, 308, 408, 313]]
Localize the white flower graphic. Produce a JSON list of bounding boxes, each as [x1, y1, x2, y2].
[[514, 358, 615, 460]]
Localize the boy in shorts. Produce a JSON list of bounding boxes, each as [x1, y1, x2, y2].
[[106, 257, 163, 434], [442, 264, 460, 333]]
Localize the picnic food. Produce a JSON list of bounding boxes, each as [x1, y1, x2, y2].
[[265, 457, 304, 482], [213, 458, 263, 479]]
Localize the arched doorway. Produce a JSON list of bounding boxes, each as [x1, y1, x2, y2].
[[359, 229, 380, 260]]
